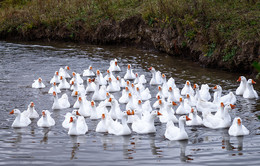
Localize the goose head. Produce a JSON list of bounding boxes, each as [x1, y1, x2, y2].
[[10, 109, 21, 116]]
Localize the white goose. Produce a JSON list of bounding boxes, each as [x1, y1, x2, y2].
[[52, 92, 70, 109], [96, 114, 108, 133], [148, 67, 163, 85], [186, 107, 202, 126], [124, 64, 136, 80], [108, 58, 121, 72], [243, 79, 258, 99], [24, 102, 39, 119], [58, 76, 70, 90], [167, 87, 179, 103], [62, 110, 81, 129], [132, 110, 162, 134], [59, 66, 71, 78], [85, 78, 96, 93], [236, 76, 247, 95], [159, 101, 178, 123], [96, 70, 107, 85], [202, 104, 235, 129], [107, 110, 133, 136], [83, 66, 95, 77], [164, 115, 191, 141], [37, 110, 55, 127], [228, 117, 249, 136], [78, 96, 91, 117], [68, 116, 88, 136], [119, 87, 130, 103], [48, 82, 61, 94], [161, 74, 169, 97], [10, 109, 31, 127], [199, 84, 211, 101], [213, 85, 236, 105], [32, 77, 46, 89], [106, 77, 120, 92], [176, 97, 189, 114], [134, 73, 147, 84], [70, 72, 84, 85], [181, 80, 194, 96], [90, 101, 99, 120], [104, 69, 116, 81], [92, 79, 106, 101], [50, 71, 60, 84]]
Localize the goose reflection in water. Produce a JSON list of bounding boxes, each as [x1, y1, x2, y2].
[[221, 129, 244, 156], [167, 139, 193, 162], [40, 128, 50, 144], [69, 135, 83, 160], [148, 134, 163, 157]]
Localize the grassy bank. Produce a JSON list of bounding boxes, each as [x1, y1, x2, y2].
[[0, 0, 259, 68]]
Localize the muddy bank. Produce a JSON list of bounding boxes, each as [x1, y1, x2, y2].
[[1, 16, 259, 75]]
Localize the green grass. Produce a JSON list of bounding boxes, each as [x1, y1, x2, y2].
[[0, 0, 259, 56]]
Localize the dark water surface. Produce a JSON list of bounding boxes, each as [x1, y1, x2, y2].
[[0, 41, 259, 165]]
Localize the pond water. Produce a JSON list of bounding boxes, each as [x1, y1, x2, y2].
[[0, 41, 260, 165]]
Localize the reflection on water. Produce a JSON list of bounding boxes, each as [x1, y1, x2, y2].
[[0, 41, 260, 165]]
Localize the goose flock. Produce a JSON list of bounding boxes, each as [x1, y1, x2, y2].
[[10, 58, 258, 140]]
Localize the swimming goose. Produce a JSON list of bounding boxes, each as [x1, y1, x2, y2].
[[68, 116, 88, 136], [59, 66, 71, 78], [176, 97, 189, 114], [70, 72, 84, 85], [199, 84, 211, 101], [181, 80, 194, 96], [104, 69, 116, 81], [119, 87, 130, 103], [24, 102, 39, 119], [90, 101, 99, 120], [96, 70, 107, 85], [52, 92, 70, 109], [124, 64, 136, 80], [161, 74, 169, 97], [83, 65, 95, 77], [58, 76, 70, 90], [167, 77, 177, 88], [96, 114, 109, 133], [186, 107, 202, 126], [164, 115, 191, 141], [10, 109, 31, 127], [213, 85, 236, 105], [108, 97, 122, 120], [106, 77, 120, 92], [78, 96, 91, 117], [148, 67, 163, 85], [159, 101, 178, 123], [235, 76, 247, 95], [228, 117, 249, 136], [243, 79, 258, 99], [62, 110, 81, 129], [92, 79, 106, 101], [50, 71, 60, 84], [48, 82, 61, 94], [86, 78, 96, 93], [37, 110, 55, 127], [167, 87, 179, 103], [109, 58, 121, 72], [134, 73, 147, 84], [32, 77, 46, 89]]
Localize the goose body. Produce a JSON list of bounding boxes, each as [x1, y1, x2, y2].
[[52, 92, 70, 109], [59, 66, 71, 78], [68, 116, 88, 136], [236, 76, 247, 95], [10, 109, 31, 127], [108, 59, 121, 72], [48, 82, 61, 94], [58, 76, 70, 90], [24, 102, 39, 119], [243, 79, 258, 99], [228, 117, 249, 136], [37, 110, 55, 127], [32, 78, 45, 89], [50, 71, 60, 84], [148, 67, 163, 85], [124, 64, 136, 80], [83, 66, 95, 77], [186, 108, 202, 126]]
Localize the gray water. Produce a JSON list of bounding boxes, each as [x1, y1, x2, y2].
[[0, 41, 260, 165]]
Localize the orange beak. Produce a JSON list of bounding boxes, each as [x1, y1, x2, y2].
[[75, 91, 78, 96], [128, 93, 132, 98], [38, 78, 42, 82], [193, 84, 196, 89], [179, 98, 182, 102], [136, 87, 140, 91], [30, 102, 34, 107], [187, 94, 190, 98], [127, 81, 130, 85], [191, 108, 194, 113], [60, 76, 63, 80], [186, 116, 191, 121], [109, 77, 112, 82], [102, 114, 105, 119], [213, 85, 217, 89], [237, 119, 241, 125], [108, 98, 112, 102], [172, 101, 177, 106], [56, 71, 59, 76], [125, 87, 129, 91], [237, 76, 241, 82], [10, 110, 14, 114], [53, 91, 56, 96], [91, 101, 95, 107], [76, 111, 81, 116], [252, 80, 256, 84], [69, 117, 73, 123], [187, 81, 190, 86], [221, 102, 224, 107], [162, 74, 165, 78], [107, 70, 110, 73], [67, 66, 70, 70], [158, 86, 162, 91], [148, 67, 152, 71], [106, 92, 110, 97], [135, 73, 138, 77], [88, 79, 92, 83], [230, 104, 236, 109], [78, 97, 82, 102], [159, 100, 162, 105], [72, 72, 76, 76], [157, 111, 162, 116], [92, 78, 95, 82], [128, 64, 131, 69], [138, 100, 142, 104], [117, 77, 119, 81], [90, 66, 93, 70], [53, 82, 56, 86], [97, 70, 100, 75], [157, 95, 161, 100], [115, 61, 117, 66], [126, 110, 132, 115], [42, 111, 46, 117], [169, 87, 172, 92], [71, 81, 74, 85]]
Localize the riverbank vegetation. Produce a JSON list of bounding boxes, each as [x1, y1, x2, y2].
[[0, 0, 259, 73]]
